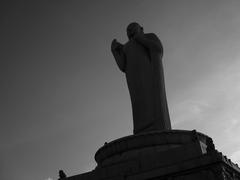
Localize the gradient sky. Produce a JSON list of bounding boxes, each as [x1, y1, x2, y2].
[[1, 1, 240, 180]]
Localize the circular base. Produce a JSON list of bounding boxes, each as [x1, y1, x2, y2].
[[95, 130, 211, 166]]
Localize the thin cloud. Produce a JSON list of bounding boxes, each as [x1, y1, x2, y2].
[[171, 59, 240, 163]]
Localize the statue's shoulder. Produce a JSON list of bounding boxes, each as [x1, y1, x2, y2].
[[145, 33, 163, 54], [145, 33, 161, 42]]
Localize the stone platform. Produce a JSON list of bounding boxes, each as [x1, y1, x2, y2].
[[66, 130, 240, 180]]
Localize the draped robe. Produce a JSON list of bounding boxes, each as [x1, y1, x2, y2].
[[113, 33, 171, 134]]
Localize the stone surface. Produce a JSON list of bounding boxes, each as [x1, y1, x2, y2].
[[111, 22, 171, 134], [66, 130, 240, 180], [95, 130, 207, 166]]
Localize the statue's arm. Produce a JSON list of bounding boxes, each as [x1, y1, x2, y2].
[[134, 33, 163, 53], [111, 41, 126, 72]]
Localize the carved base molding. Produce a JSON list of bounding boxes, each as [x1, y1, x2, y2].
[[66, 130, 240, 180]]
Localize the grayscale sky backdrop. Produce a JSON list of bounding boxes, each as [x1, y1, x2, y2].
[[1, 1, 240, 180]]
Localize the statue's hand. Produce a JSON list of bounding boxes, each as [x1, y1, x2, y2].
[[111, 39, 123, 52]]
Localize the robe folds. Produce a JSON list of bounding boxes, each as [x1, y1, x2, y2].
[[114, 33, 171, 134]]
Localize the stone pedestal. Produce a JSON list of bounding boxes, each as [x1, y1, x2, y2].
[[66, 130, 240, 180]]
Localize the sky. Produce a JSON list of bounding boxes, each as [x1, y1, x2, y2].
[[1, 0, 240, 180]]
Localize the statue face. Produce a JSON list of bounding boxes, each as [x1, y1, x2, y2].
[[127, 22, 143, 40]]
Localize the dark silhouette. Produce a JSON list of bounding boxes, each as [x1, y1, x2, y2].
[[111, 22, 171, 134], [58, 170, 67, 180]]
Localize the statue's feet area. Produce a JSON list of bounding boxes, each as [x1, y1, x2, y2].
[[95, 130, 212, 167]]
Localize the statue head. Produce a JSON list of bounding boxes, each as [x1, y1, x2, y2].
[[127, 22, 144, 40]]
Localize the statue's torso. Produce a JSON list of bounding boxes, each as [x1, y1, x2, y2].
[[123, 39, 152, 88], [120, 34, 171, 134]]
